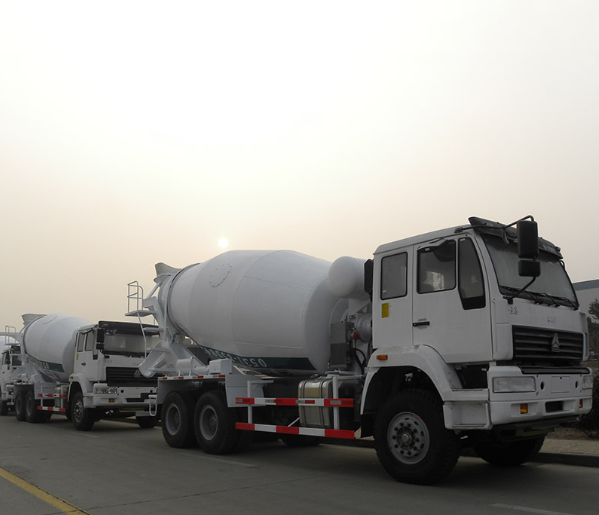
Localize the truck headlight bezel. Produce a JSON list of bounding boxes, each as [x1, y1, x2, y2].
[[582, 375, 594, 390], [492, 377, 536, 393]]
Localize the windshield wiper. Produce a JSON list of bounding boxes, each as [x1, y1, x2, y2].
[[502, 286, 534, 301], [502, 287, 578, 309], [548, 295, 578, 309]]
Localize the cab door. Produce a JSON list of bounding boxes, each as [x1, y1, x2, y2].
[[412, 236, 492, 363], [74, 330, 102, 381], [372, 248, 413, 350]]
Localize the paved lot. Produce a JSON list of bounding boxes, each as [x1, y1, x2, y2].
[[1, 414, 599, 515]]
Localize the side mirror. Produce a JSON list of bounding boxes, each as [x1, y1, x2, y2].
[[518, 259, 540, 278], [517, 220, 539, 259], [96, 328, 105, 344]]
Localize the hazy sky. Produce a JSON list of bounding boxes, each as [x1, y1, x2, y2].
[[1, 1, 598, 328]]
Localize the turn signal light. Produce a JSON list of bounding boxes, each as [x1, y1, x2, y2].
[[376, 354, 388, 361], [520, 404, 528, 414]]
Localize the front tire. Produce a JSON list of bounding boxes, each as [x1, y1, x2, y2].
[[162, 392, 196, 448], [374, 389, 460, 485], [71, 391, 95, 431], [474, 436, 545, 466], [15, 391, 26, 422], [0, 399, 8, 416]]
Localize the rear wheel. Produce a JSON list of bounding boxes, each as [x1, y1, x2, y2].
[[374, 389, 460, 485], [25, 390, 41, 423], [194, 390, 238, 454], [162, 392, 196, 448], [14, 391, 26, 422], [71, 391, 95, 431], [474, 436, 546, 466]]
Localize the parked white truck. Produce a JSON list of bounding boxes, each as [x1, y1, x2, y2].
[[0, 331, 23, 415], [13, 313, 160, 430], [126, 216, 593, 484]]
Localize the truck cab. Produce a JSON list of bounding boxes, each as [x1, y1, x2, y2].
[[69, 321, 161, 430], [362, 217, 591, 482], [0, 343, 23, 415]]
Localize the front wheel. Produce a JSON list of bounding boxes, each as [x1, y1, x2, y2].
[[474, 436, 546, 466], [374, 389, 460, 485], [71, 392, 95, 431], [0, 399, 8, 416]]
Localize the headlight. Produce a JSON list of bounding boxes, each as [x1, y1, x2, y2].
[[583, 375, 594, 390], [493, 377, 536, 393], [95, 386, 119, 395]]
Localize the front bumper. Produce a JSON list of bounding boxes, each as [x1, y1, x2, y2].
[[443, 366, 592, 430]]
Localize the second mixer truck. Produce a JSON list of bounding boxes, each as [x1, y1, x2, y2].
[[13, 313, 161, 430], [126, 216, 593, 484]]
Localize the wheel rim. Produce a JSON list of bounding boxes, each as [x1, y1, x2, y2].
[[387, 411, 430, 464], [73, 399, 84, 423], [199, 405, 218, 441], [165, 403, 181, 436]]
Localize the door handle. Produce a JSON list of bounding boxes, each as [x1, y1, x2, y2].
[[81, 362, 86, 366], [413, 320, 430, 327]]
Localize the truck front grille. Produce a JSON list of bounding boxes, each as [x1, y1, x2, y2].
[[105, 367, 156, 387], [512, 326, 584, 368]]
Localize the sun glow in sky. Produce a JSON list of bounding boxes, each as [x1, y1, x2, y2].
[[1, 1, 598, 327]]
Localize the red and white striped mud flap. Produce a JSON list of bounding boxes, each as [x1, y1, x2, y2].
[[236, 422, 355, 440], [37, 407, 67, 413]]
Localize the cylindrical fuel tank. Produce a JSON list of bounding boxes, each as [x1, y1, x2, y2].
[[159, 250, 347, 375], [22, 313, 91, 383]]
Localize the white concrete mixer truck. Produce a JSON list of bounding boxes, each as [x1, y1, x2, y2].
[[126, 216, 593, 484], [0, 330, 23, 415], [12, 313, 161, 430]]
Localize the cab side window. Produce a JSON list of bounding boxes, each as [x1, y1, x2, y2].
[[380, 253, 408, 300], [76, 333, 85, 352], [458, 237, 486, 310], [418, 240, 456, 293], [84, 333, 94, 352]]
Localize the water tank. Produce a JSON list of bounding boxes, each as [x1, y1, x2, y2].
[[159, 250, 348, 375], [22, 313, 91, 383]]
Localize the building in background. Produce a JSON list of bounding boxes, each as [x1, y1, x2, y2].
[[574, 280, 599, 315]]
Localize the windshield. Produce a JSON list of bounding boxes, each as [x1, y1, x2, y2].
[[481, 234, 578, 307], [103, 333, 160, 356]]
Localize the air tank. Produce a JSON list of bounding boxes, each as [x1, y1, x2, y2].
[[158, 250, 354, 375], [21, 313, 91, 383]]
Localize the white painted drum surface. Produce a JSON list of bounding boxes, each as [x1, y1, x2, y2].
[[161, 250, 345, 375], [22, 313, 91, 382]]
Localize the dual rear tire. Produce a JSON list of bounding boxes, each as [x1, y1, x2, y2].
[[161, 390, 252, 453]]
